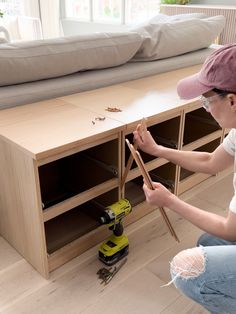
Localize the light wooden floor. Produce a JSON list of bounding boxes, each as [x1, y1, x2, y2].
[[0, 172, 233, 314]]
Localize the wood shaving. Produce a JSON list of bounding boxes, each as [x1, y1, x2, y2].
[[105, 107, 122, 112], [95, 116, 106, 121]]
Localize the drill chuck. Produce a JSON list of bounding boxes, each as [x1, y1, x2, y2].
[[100, 216, 106, 224], [99, 209, 116, 224], [99, 199, 132, 225]]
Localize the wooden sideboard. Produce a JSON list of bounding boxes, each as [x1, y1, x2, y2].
[[0, 65, 228, 278]]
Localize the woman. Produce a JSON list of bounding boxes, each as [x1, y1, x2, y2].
[[133, 44, 236, 314]]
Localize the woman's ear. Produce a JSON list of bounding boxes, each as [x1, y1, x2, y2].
[[227, 94, 236, 111]]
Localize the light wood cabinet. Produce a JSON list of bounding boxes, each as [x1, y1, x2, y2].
[[0, 102, 124, 277], [0, 65, 228, 278]]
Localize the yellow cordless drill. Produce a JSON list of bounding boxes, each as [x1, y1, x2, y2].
[[98, 199, 132, 265]]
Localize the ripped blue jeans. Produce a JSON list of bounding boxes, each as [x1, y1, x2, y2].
[[170, 233, 236, 314]]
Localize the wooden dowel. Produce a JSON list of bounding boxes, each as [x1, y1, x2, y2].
[[136, 150, 179, 242], [125, 139, 179, 242], [136, 151, 179, 242], [121, 118, 147, 190]]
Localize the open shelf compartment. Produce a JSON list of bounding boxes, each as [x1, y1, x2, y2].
[[124, 116, 181, 169], [45, 188, 119, 254], [39, 139, 119, 210], [150, 162, 176, 193], [178, 138, 221, 195], [183, 107, 221, 146], [125, 162, 176, 208]]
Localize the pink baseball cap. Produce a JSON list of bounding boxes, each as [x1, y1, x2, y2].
[[177, 44, 236, 99]]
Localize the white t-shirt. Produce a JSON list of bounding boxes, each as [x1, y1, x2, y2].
[[223, 128, 236, 212]]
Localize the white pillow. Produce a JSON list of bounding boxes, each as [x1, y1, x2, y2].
[[0, 32, 143, 86], [130, 13, 208, 27], [131, 15, 225, 61], [166, 13, 208, 21]]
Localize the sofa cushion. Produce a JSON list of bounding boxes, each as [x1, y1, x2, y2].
[[131, 12, 208, 24], [0, 32, 143, 86], [0, 45, 219, 110], [131, 15, 225, 61]]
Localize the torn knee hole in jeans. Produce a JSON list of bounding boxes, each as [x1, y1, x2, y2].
[[170, 247, 205, 279]]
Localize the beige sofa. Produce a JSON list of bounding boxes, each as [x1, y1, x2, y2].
[[0, 14, 225, 110]]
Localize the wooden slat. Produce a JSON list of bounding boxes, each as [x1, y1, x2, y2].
[[0, 140, 49, 277], [43, 178, 119, 222], [178, 172, 212, 195]]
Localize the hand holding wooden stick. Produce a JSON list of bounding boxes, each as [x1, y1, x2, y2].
[[125, 138, 179, 242], [120, 118, 147, 190]]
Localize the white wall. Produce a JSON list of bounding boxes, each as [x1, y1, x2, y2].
[[62, 19, 128, 36], [61, 1, 234, 37]]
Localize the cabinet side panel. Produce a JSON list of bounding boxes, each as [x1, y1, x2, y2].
[[0, 139, 48, 277]]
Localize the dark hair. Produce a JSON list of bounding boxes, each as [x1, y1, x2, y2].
[[212, 88, 234, 97]]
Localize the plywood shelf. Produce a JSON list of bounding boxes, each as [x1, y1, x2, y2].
[[182, 130, 222, 151], [43, 178, 119, 222]]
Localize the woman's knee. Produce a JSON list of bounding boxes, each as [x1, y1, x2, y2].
[[169, 247, 206, 300], [170, 247, 205, 279]]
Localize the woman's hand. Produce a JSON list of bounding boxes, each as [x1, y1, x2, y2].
[[133, 123, 160, 156], [143, 181, 176, 208]]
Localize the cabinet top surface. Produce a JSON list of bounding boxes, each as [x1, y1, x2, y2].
[[0, 99, 124, 159], [0, 65, 201, 160], [61, 65, 201, 124]]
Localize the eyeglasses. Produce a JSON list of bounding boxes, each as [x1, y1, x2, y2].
[[200, 94, 224, 111]]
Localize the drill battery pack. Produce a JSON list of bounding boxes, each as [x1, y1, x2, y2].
[[99, 233, 129, 266]]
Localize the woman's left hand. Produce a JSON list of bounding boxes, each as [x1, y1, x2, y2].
[[143, 181, 175, 208]]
